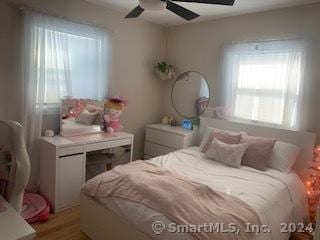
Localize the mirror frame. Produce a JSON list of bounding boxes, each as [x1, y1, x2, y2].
[[171, 71, 211, 120]]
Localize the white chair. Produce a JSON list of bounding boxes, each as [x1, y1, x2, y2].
[[0, 121, 30, 213]]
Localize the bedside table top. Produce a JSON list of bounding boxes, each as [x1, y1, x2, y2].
[[146, 124, 197, 136]]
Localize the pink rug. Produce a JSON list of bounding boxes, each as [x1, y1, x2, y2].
[[21, 193, 50, 223]]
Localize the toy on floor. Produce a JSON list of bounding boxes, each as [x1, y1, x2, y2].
[[103, 97, 128, 134]]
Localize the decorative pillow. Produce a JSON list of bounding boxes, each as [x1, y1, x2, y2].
[[268, 141, 301, 173], [240, 135, 277, 171], [85, 105, 104, 125], [203, 106, 227, 120], [205, 139, 248, 168], [94, 108, 104, 125], [75, 109, 98, 125], [86, 104, 100, 113], [200, 128, 244, 153]]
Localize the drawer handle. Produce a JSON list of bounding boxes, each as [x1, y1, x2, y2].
[[59, 153, 83, 158]]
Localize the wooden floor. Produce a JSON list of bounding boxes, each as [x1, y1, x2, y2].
[[30, 207, 302, 240], [31, 206, 90, 240]]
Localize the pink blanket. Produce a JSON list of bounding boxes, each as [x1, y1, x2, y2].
[[84, 160, 261, 240]]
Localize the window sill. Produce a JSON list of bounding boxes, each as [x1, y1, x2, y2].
[[35, 104, 60, 115], [225, 117, 297, 132]]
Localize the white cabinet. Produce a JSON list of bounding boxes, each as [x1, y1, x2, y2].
[[40, 141, 86, 213], [57, 153, 85, 210], [144, 124, 198, 159], [39, 131, 134, 213]]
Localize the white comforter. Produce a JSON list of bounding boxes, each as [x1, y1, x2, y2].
[[95, 147, 307, 240]]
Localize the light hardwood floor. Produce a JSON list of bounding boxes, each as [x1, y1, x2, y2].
[[31, 207, 90, 240], [30, 207, 301, 240]]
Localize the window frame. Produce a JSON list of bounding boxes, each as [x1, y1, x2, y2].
[[31, 22, 109, 107], [222, 40, 305, 130]]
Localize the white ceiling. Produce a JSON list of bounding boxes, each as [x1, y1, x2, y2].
[[86, 0, 320, 26]]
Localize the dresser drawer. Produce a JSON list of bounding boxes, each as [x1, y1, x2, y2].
[[58, 145, 84, 157], [146, 128, 185, 149], [144, 141, 175, 157], [86, 138, 132, 152]]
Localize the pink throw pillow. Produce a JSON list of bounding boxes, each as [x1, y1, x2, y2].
[[201, 128, 242, 153], [205, 139, 248, 168], [240, 135, 276, 171]]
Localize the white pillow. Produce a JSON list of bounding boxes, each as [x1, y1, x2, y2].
[[268, 141, 301, 173], [75, 109, 98, 125], [204, 138, 248, 168]]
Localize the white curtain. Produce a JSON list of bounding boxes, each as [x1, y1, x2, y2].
[[21, 10, 109, 190], [222, 40, 306, 130]]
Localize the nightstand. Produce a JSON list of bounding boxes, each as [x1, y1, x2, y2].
[[144, 124, 198, 159]]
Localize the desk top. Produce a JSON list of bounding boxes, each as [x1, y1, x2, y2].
[[42, 131, 134, 147], [0, 195, 35, 240]]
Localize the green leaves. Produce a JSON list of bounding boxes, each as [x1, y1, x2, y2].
[[155, 61, 174, 73]]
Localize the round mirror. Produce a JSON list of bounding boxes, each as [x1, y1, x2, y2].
[[171, 71, 210, 119]]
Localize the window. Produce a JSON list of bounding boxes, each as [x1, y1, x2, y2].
[[27, 13, 109, 107], [222, 40, 305, 129]]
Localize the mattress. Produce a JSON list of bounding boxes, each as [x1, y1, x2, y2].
[[86, 147, 307, 240]]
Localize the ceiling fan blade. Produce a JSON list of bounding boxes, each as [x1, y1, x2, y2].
[[166, 1, 200, 21], [125, 6, 145, 18], [171, 0, 235, 6]]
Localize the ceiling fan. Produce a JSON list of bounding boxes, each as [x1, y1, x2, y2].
[[125, 0, 235, 21]]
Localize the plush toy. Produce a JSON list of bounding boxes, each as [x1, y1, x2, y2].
[[103, 97, 128, 134]]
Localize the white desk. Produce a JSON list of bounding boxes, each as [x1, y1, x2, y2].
[[0, 195, 36, 240], [39, 131, 134, 213]]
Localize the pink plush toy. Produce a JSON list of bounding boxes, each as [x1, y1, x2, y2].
[[103, 97, 128, 134]]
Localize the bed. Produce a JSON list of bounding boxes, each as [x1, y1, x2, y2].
[[80, 117, 316, 240]]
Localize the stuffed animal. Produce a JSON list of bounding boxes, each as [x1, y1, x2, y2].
[[103, 97, 128, 134]]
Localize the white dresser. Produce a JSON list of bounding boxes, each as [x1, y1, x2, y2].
[[40, 131, 134, 213], [144, 124, 198, 159]]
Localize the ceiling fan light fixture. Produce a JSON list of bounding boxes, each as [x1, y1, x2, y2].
[[126, 0, 236, 21], [138, 0, 167, 11]]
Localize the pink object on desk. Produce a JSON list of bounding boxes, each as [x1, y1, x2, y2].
[[103, 96, 128, 134]]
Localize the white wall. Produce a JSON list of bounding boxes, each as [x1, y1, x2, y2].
[[164, 3, 320, 143], [0, 2, 21, 121], [0, 0, 167, 158], [1, 0, 320, 159]]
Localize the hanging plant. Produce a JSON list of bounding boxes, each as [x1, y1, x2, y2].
[[155, 61, 176, 81]]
